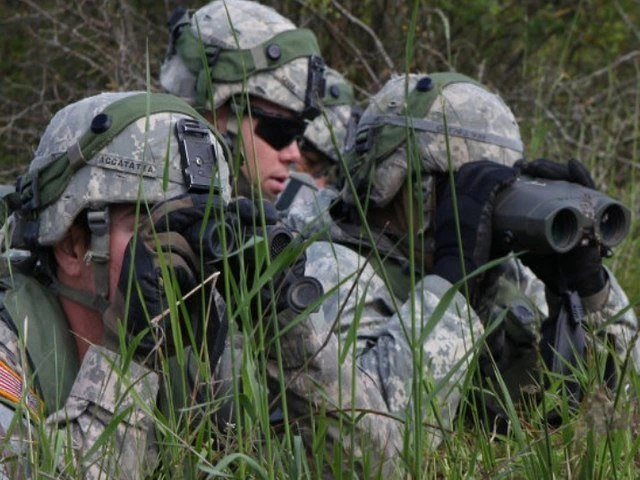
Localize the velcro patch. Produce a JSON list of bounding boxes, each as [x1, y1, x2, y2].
[[0, 359, 43, 419]]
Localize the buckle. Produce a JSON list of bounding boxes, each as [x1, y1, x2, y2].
[[303, 55, 326, 120], [354, 127, 373, 154], [87, 210, 109, 237], [175, 118, 217, 192], [18, 172, 40, 213]]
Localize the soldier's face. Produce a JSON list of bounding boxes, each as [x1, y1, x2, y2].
[[238, 99, 303, 199]]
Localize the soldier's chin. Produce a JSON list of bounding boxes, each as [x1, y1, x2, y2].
[[264, 177, 287, 196]]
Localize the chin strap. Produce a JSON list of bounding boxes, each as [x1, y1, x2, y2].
[[47, 207, 112, 316], [48, 279, 111, 316], [86, 208, 110, 301]]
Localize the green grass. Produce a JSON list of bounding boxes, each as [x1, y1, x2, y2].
[[1, 0, 639, 478]]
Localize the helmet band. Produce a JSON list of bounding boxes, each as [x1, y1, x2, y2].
[[358, 115, 524, 153], [13, 93, 210, 216]]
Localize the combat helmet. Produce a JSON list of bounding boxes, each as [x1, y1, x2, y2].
[[301, 67, 356, 165], [160, 0, 326, 119], [344, 72, 523, 208], [6, 91, 230, 312]]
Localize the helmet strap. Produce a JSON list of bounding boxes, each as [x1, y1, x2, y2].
[[47, 206, 112, 316], [48, 278, 111, 316], [85, 207, 111, 302]]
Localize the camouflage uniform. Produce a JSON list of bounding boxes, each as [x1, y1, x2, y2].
[[278, 185, 482, 473], [278, 73, 639, 474], [0, 92, 232, 479]]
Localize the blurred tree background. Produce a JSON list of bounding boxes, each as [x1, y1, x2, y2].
[[1, 0, 638, 178], [1, 1, 639, 295]]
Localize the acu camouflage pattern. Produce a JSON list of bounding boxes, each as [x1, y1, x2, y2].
[[344, 73, 523, 208], [0, 310, 160, 478], [279, 188, 483, 471], [282, 175, 639, 472], [269, 240, 483, 474], [302, 68, 355, 163], [160, 0, 316, 114], [29, 92, 230, 245]]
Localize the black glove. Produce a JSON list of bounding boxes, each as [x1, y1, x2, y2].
[[112, 194, 227, 361], [514, 157, 596, 189], [514, 158, 607, 296], [434, 160, 517, 297]]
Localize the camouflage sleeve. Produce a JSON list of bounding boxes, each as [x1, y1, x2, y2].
[[270, 241, 482, 474], [268, 307, 403, 476], [0, 318, 159, 480], [45, 345, 159, 479]]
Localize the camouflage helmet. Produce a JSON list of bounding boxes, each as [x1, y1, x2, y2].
[[344, 72, 523, 208], [160, 0, 326, 118], [301, 67, 355, 163], [14, 91, 230, 246]]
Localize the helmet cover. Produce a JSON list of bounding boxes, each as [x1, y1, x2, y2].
[[26, 92, 230, 244], [160, 0, 325, 116], [344, 72, 523, 207]]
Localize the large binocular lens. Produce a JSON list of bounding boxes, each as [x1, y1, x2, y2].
[[493, 176, 631, 254], [549, 208, 580, 252], [184, 220, 236, 262], [597, 202, 630, 248]]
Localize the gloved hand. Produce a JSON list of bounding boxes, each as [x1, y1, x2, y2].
[[110, 194, 227, 361], [434, 160, 517, 297], [514, 158, 607, 296], [514, 157, 596, 189]]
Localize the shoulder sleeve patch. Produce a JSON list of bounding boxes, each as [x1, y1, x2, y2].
[[0, 359, 42, 419]]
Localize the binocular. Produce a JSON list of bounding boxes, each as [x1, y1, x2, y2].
[[183, 216, 301, 267], [183, 214, 322, 314], [493, 176, 630, 254]]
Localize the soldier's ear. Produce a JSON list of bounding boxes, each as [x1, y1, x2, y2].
[[53, 224, 89, 278]]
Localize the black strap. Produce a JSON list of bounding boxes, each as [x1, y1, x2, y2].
[[541, 290, 586, 424]]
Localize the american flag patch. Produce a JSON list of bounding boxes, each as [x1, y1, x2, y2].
[[0, 359, 42, 418]]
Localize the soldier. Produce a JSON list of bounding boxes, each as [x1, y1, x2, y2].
[[281, 72, 639, 474], [0, 89, 398, 478], [0, 91, 236, 478], [159, 0, 326, 201], [297, 67, 357, 188]]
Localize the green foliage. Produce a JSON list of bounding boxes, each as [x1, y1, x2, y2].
[[1, 0, 639, 478]]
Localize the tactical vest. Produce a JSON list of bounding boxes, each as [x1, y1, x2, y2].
[[0, 272, 80, 416]]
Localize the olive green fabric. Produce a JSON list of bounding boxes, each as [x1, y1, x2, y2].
[[15, 93, 210, 214], [1, 273, 80, 414], [349, 72, 480, 188], [323, 82, 354, 108], [177, 27, 320, 82]]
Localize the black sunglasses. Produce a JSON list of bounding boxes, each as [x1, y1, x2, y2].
[[248, 106, 308, 150]]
